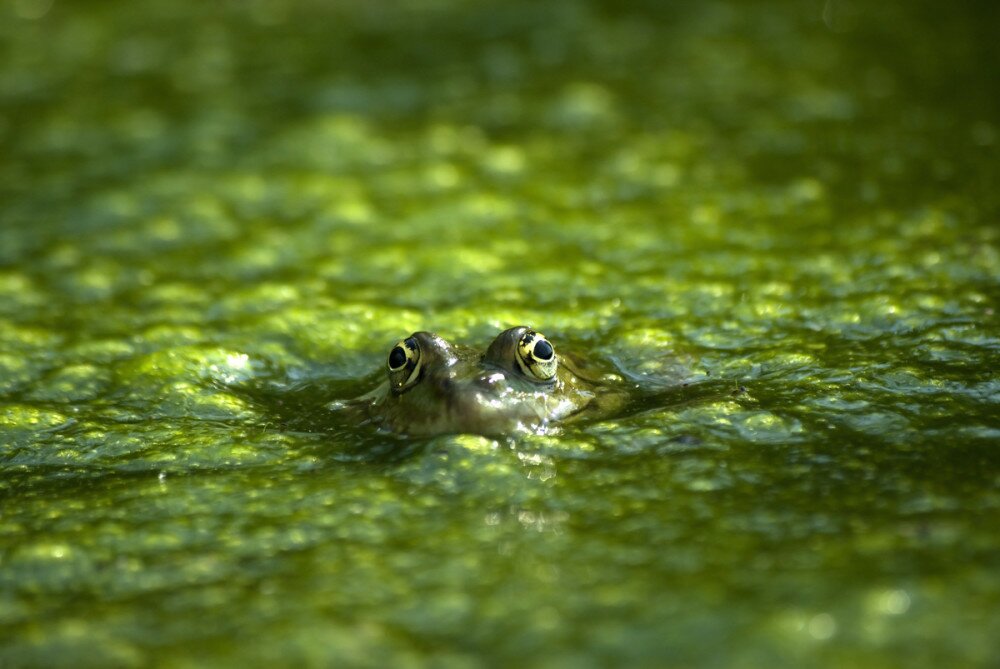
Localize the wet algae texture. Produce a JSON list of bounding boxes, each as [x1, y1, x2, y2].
[[1, 0, 998, 667]]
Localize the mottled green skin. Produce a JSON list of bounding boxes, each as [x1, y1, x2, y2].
[[357, 328, 630, 435]]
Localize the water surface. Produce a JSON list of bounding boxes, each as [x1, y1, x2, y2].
[[1, 1, 998, 667]]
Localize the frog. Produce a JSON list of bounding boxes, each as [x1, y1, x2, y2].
[[349, 326, 636, 436]]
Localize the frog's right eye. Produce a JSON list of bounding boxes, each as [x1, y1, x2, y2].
[[515, 330, 558, 382], [388, 345, 408, 371], [387, 337, 421, 392]]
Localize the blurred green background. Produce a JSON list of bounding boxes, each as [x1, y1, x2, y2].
[[1, 1, 998, 667]]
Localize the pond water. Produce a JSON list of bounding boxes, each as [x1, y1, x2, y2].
[[1, 0, 998, 667]]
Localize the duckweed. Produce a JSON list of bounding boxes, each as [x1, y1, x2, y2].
[[1, 1, 997, 667]]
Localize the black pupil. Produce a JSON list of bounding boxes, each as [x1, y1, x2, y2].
[[388, 346, 407, 369], [533, 339, 553, 360]]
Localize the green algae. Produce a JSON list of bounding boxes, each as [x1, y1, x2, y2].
[[1, 0, 998, 667]]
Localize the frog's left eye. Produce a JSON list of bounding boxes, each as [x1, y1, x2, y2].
[[515, 330, 557, 382], [387, 336, 422, 392]]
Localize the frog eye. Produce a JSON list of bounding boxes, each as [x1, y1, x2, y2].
[[515, 330, 557, 381], [387, 336, 422, 392]]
